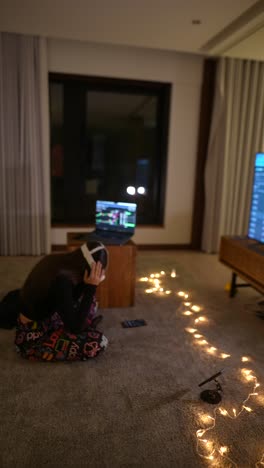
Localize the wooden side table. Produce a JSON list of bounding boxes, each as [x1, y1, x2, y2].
[[219, 235, 264, 296], [67, 233, 137, 308]]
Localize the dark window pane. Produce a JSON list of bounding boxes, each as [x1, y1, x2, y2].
[[49, 74, 171, 225]]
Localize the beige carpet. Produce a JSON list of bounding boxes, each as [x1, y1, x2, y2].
[[0, 250, 264, 468]]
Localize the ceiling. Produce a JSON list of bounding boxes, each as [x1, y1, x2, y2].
[[0, 0, 264, 61]]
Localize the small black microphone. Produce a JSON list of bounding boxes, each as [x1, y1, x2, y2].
[[198, 370, 223, 387]]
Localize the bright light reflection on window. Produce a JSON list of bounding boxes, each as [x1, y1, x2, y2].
[[137, 186, 146, 194], [126, 186, 136, 195]]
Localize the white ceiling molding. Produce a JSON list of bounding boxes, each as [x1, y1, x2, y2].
[[0, 0, 263, 61], [199, 0, 264, 56]]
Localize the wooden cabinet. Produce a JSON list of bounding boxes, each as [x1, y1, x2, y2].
[[219, 235, 264, 296], [67, 233, 137, 308]]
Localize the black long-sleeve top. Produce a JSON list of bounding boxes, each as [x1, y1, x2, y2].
[[20, 248, 97, 333], [52, 274, 96, 333]]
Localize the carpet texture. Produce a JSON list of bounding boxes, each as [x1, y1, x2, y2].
[[0, 251, 264, 468]]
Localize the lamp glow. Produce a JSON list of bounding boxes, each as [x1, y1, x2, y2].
[[126, 186, 136, 195], [242, 356, 250, 362], [178, 291, 185, 297], [220, 353, 230, 359], [137, 186, 146, 194]]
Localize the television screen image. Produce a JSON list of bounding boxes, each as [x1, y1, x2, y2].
[[248, 152, 264, 243], [95, 200, 137, 234]]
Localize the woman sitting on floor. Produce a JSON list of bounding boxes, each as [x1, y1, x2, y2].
[[14, 241, 109, 362]]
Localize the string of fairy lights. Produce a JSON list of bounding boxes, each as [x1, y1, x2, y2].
[[139, 269, 264, 467]]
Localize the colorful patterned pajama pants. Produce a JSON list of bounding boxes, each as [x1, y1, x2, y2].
[[15, 312, 108, 362]]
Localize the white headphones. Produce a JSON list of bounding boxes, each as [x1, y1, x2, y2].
[[80, 243, 107, 282]]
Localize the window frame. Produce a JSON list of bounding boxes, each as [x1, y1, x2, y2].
[[49, 72, 171, 227]]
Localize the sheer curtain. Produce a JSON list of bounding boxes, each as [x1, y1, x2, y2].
[[0, 32, 50, 255], [202, 57, 264, 253]]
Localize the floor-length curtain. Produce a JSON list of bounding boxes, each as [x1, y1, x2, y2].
[[202, 57, 264, 253], [0, 32, 50, 255]]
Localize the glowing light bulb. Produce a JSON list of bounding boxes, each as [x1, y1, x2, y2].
[[184, 302, 191, 306], [243, 406, 252, 412], [160, 271, 165, 275], [183, 311, 192, 315], [184, 294, 189, 299], [191, 305, 201, 312], [219, 446, 228, 455], [185, 328, 197, 333], [150, 274, 155, 278], [233, 408, 237, 417], [139, 277, 148, 282], [137, 186, 146, 194], [155, 273, 160, 278], [178, 291, 185, 297], [159, 288, 164, 292], [198, 339, 208, 346], [221, 353, 231, 359], [171, 269, 176, 278], [199, 414, 214, 423], [165, 290, 171, 295], [194, 334, 202, 338], [126, 185, 136, 195], [207, 347, 217, 354], [195, 316, 207, 323], [219, 408, 228, 416], [145, 289, 153, 293], [242, 356, 250, 362], [246, 375, 255, 381]]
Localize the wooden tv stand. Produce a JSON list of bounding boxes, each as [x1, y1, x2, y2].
[[219, 235, 264, 297], [67, 233, 137, 308]]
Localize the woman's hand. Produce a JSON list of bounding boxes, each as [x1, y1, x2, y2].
[[83, 262, 106, 286]]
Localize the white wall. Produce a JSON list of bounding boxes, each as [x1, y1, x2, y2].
[[48, 38, 203, 246]]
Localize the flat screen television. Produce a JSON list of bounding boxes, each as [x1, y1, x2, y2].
[[248, 152, 264, 243]]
